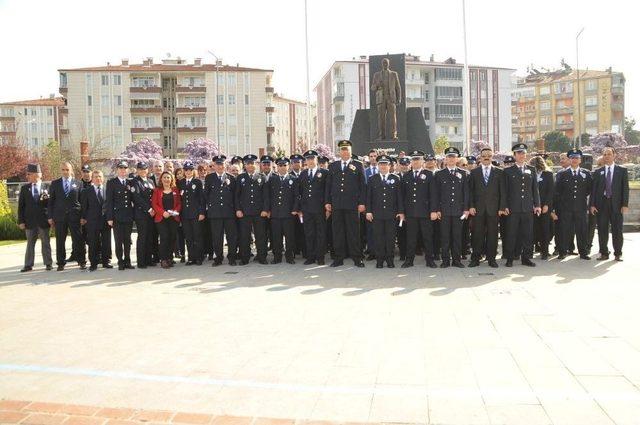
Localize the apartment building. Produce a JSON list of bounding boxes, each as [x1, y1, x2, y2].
[[0, 96, 65, 151], [512, 68, 625, 143], [271, 94, 316, 155], [315, 54, 514, 152], [58, 57, 275, 159]]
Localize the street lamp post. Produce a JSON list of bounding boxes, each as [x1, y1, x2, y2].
[[575, 28, 584, 148], [304, 0, 313, 148], [461, 0, 471, 154], [207, 50, 223, 152]]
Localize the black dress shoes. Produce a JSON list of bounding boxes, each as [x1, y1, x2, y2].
[[440, 260, 450, 268], [20, 266, 32, 273], [488, 260, 499, 268], [505, 259, 513, 267], [522, 258, 536, 267], [468, 259, 480, 268], [304, 259, 315, 265], [452, 260, 465, 268], [354, 260, 365, 268], [401, 261, 413, 268], [330, 259, 343, 267]]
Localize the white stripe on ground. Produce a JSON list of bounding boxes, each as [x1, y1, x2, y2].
[[1, 363, 639, 402]]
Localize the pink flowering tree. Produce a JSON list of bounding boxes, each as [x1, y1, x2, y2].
[[110, 138, 163, 169], [183, 137, 221, 163], [312, 143, 336, 161], [470, 140, 491, 156]]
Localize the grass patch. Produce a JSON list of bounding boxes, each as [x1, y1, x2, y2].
[[0, 240, 23, 246]]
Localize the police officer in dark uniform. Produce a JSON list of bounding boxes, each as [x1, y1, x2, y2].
[[130, 161, 156, 268], [205, 155, 238, 266], [298, 150, 329, 265], [401, 151, 437, 268], [235, 154, 270, 265], [325, 140, 366, 268], [396, 156, 411, 261], [365, 155, 404, 268], [503, 143, 541, 267], [179, 161, 206, 265], [267, 157, 299, 264], [554, 149, 592, 260], [289, 153, 306, 258], [105, 160, 135, 270], [77, 164, 93, 264], [431, 147, 469, 268]]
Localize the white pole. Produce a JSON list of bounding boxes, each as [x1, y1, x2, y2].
[[461, 0, 471, 154], [304, 0, 313, 149], [575, 27, 584, 148]]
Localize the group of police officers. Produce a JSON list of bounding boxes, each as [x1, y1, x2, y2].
[[17, 139, 629, 273]]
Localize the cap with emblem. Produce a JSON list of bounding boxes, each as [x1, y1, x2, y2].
[[183, 161, 195, 170], [230, 155, 243, 165], [409, 150, 425, 159], [319, 156, 329, 164], [466, 156, 477, 164], [399, 157, 410, 166], [212, 155, 227, 164], [303, 150, 318, 158], [260, 155, 273, 164], [81, 164, 91, 172], [337, 140, 353, 149], [512, 143, 528, 153], [567, 149, 583, 158], [136, 161, 148, 169], [27, 163, 42, 173], [377, 155, 391, 164], [444, 147, 460, 157], [276, 157, 290, 165], [424, 153, 436, 161], [116, 160, 129, 169], [491, 160, 500, 167], [503, 155, 515, 164], [243, 154, 258, 163], [290, 154, 304, 162]]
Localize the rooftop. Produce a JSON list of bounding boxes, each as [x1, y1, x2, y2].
[[0, 96, 65, 107], [518, 68, 624, 86], [58, 57, 273, 73]]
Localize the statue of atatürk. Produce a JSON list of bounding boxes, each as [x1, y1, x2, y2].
[[371, 58, 402, 141]]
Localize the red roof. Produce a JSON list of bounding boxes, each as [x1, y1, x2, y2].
[[0, 97, 65, 107], [58, 63, 273, 73]]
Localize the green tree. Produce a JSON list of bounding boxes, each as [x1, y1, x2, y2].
[[274, 145, 286, 159], [624, 117, 640, 145], [543, 131, 573, 153], [579, 133, 591, 146], [434, 135, 450, 155]]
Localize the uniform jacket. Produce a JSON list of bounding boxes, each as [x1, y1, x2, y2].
[[130, 176, 155, 221], [105, 177, 134, 223], [234, 172, 270, 216], [401, 169, 433, 218], [298, 167, 328, 214], [325, 159, 366, 210], [503, 164, 541, 213], [178, 178, 205, 220], [204, 172, 236, 218], [366, 173, 404, 219], [554, 167, 592, 213], [431, 167, 470, 216], [267, 173, 299, 218]]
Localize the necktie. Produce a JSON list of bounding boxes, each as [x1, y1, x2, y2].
[[605, 166, 612, 198], [483, 167, 490, 185], [310, 170, 314, 181], [63, 179, 69, 195], [414, 171, 418, 179], [97, 186, 103, 203], [450, 169, 455, 176], [281, 176, 285, 182], [342, 161, 347, 171], [33, 184, 39, 201]]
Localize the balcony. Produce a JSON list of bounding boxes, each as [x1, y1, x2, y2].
[[175, 85, 206, 93], [131, 126, 163, 134], [406, 96, 425, 103], [554, 91, 573, 99], [265, 106, 275, 113], [265, 86, 274, 93], [59, 87, 68, 95], [130, 106, 163, 113], [556, 122, 574, 130], [611, 86, 624, 95], [0, 115, 15, 121], [538, 93, 551, 100], [130, 86, 162, 93], [523, 110, 536, 117], [177, 126, 207, 133], [611, 102, 624, 111], [60, 128, 69, 135], [555, 106, 574, 114], [266, 126, 275, 133], [435, 114, 462, 122], [539, 124, 552, 131], [333, 114, 345, 122], [176, 106, 206, 114], [333, 94, 344, 102], [538, 108, 551, 115], [406, 77, 426, 85], [435, 96, 462, 104]]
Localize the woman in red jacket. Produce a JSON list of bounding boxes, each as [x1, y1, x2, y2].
[[152, 171, 182, 268]]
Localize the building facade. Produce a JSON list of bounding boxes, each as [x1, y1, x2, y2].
[[0, 96, 65, 151], [512, 68, 625, 143], [271, 94, 316, 155], [58, 57, 275, 159], [314, 55, 514, 153]]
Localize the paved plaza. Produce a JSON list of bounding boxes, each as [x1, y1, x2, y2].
[[1, 234, 640, 425]]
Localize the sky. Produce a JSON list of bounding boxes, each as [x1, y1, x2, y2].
[[0, 0, 637, 127]]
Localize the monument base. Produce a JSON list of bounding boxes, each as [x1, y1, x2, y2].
[[356, 140, 410, 156]]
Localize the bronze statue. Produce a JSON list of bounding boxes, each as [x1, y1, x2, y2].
[[371, 58, 402, 141]]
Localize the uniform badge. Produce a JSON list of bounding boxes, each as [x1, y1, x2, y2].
[[130, 186, 135, 192], [257, 178, 262, 184], [180, 190, 184, 196], [524, 169, 531, 174], [455, 172, 462, 179], [225, 179, 230, 185], [241, 178, 245, 183], [420, 174, 426, 180], [191, 184, 196, 190], [71, 183, 77, 189], [601, 170, 605, 175], [317, 173, 322, 178], [580, 172, 586, 178], [289, 180, 293, 185], [349, 164, 356, 171]]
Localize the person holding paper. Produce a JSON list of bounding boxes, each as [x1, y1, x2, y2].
[[430, 147, 469, 268], [152, 171, 182, 269], [365, 155, 404, 268]]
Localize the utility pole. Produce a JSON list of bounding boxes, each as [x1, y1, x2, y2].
[[575, 28, 584, 148]]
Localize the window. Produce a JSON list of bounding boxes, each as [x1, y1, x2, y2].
[[423, 107, 430, 120], [435, 68, 462, 80], [47, 108, 53, 116], [540, 101, 551, 110], [585, 96, 597, 106], [87, 95, 92, 106], [217, 95, 224, 105], [244, 94, 249, 105], [217, 73, 225, 85], [539, 85, 550, 95], [554, 82, 573, 94], [586, 80, 597, 91], [31, 123, 37, 131], [184, 96, 205, 107], [101, 74, 109, 85], [113, 75, 121, 85], [132, 77, 155, 87], [436, 86, 462, 99], [114, 95, 122, 106], [540, 116, 551, 125], [228, 95, 236, 105], [114, 115, 122, 126], [59, 73, 68, 88], [586, 111, 597, 122], [31, 109, 36, 116], [436, 104, 463, 118], [101, 95, 109, 106], [101, 115, 110, 127], [114, 134, 122, 146]]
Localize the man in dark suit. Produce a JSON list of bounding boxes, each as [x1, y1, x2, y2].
[[468, 147, 505, 268], [105, 160, 135, 270], [48, 161, 86, 270], [298, 150, 329, 265], [80, 170, 112, 271], [179, 161, 206, 265], [289, 154, 305, 258], [503, 144, 541, 267], [325, 140, 366, 267], [366, 155, 404, 268], [130, 161, 156, 268], [267, 157, 299, 264], [431, 147, 470, 268], [235, 154, 270, 265], [400, 151, 436, 268], [554, 149, 593, 260], [17, 164, 52, 272], [205, 155, 238, 266], [590, 146, 629, 261]]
